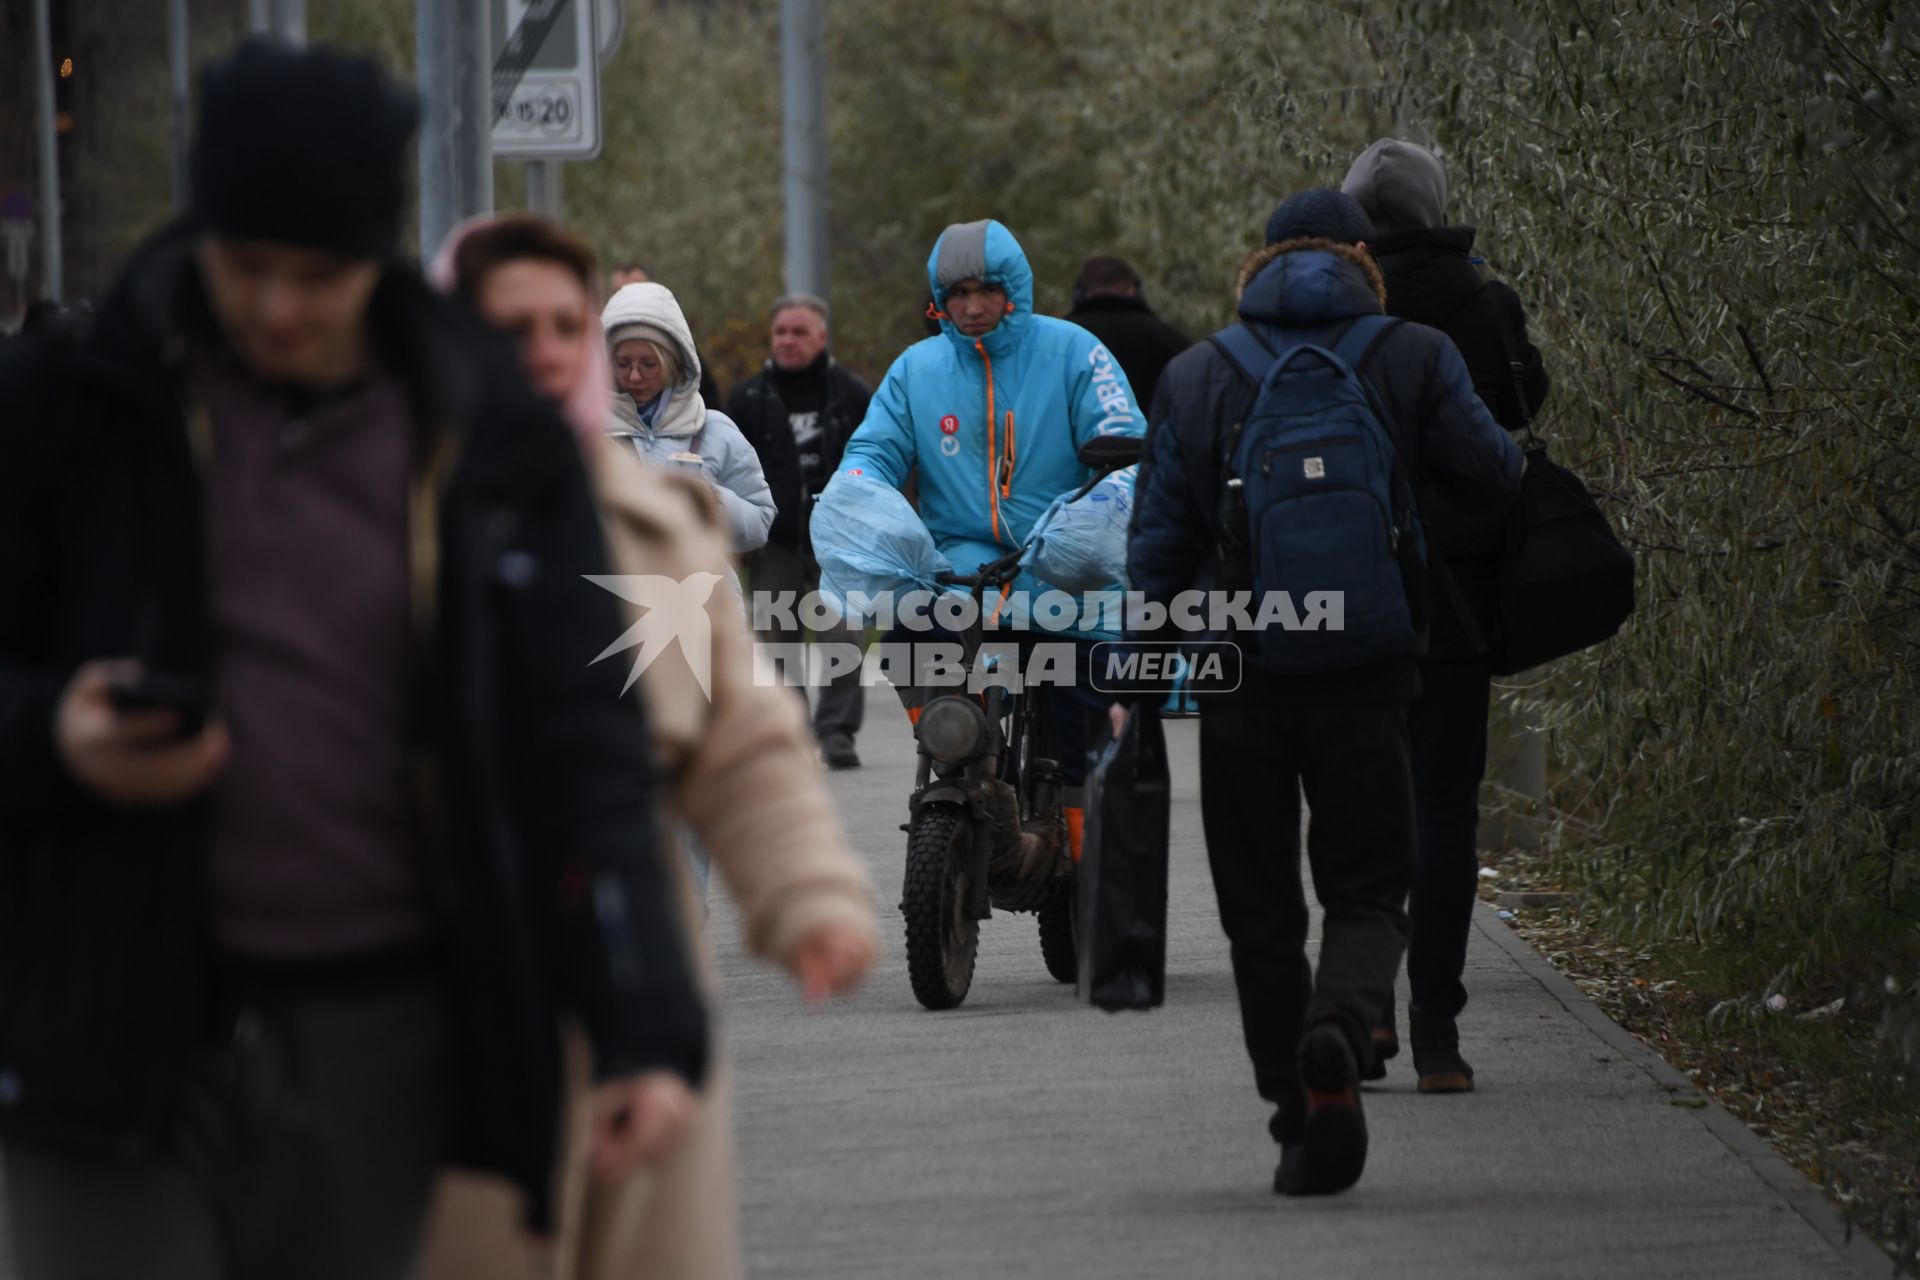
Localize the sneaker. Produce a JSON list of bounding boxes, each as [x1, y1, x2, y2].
[[1410, 1010, 1475, 1094], [1277, 1024, 1368, 1196], [819, 733, 860, 770]]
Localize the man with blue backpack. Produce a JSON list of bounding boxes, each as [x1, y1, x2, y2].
[[1125, 189, 1522, 1196]]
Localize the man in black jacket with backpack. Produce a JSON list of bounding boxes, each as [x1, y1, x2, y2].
[[1126, 189, 1521, 1197], [1344, 138, 1550, 1093]]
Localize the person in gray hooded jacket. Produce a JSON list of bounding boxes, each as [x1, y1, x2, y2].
[[602, 282, 776, 554], [1342, 137, 1549, 1096]]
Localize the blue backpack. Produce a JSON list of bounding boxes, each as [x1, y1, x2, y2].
[[1208, 314, 1430, 674]]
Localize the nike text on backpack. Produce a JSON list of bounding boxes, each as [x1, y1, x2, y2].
[[1208, 314, 1429, 674]]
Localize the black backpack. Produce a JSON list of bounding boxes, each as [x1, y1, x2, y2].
[[1446, 323, 1635, 674]]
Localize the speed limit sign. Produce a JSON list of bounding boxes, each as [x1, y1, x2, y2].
[[490, 0, 601, 159]]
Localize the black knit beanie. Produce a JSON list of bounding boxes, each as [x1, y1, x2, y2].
[[1263, 188, 1376, 248], [190, 39, 419, 260]]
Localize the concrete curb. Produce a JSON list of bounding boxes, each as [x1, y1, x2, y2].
[[1472, 902, 1896, 1279]]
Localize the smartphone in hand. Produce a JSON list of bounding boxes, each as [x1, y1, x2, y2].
[[107, 672, 211, 739]]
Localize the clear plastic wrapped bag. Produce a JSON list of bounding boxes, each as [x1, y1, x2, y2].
[[1025, 466, 1135, 593], [810, 469, 953, 623]]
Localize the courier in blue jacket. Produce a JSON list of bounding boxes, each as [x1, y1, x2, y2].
[[834, 219, 1146, 862]]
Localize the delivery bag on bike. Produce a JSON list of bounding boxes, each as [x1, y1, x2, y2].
[[1025, 465, 1137, 593], [1076, 704, 1170, 1012], [811, 468, 953, 624]]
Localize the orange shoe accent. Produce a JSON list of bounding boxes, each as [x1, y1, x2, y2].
[[1064, 805, 1085, 861]]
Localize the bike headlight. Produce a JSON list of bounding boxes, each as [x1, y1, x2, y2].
[[916, 696, 989, 765]]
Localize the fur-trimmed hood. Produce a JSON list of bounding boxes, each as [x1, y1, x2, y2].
[[1235, 239, 1388, 327]]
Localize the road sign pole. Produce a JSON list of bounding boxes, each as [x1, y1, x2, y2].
[[453, 0, 495, 225], [270, 0, 307, 44], [780, 0, 829, 303], [417, 0, 493, 259], [416, 0, 454, 256], [526, 160, 563, 221], [168, 0, 191, 210], [30, 0, 60, 303]]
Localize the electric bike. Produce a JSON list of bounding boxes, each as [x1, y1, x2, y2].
[[900, 435, 1140, 1010]]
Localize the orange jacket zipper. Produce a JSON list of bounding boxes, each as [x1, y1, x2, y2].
[[978, 340, 1004, 544]]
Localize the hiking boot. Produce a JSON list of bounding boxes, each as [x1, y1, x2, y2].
[[819, 733, 860, 770], [1278, 1023, 1368, 1196], [1273, 1141, 1306, 1194], [984, 781, 1059, 911], [1363, 989, 1398, 1082], [1410, 1009, 1475, 1094], [1363, 1025, 1399, 1083]]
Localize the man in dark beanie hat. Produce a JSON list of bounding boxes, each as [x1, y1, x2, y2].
[[1121, 190, 1522, 1197], [1263, 186, 1377, 248], [0, 38, 708, 1279]]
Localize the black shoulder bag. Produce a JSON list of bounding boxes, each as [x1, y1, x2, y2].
[[1473, 329, 1636, 674]]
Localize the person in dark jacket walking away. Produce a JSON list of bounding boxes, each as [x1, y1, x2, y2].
[[727, 294, 873, 768], [1063, 253, 1189, 412], [0, 42, 707, 1280], [1343, 138, 1550, 1093], [1125, 189, 1521, 1196]]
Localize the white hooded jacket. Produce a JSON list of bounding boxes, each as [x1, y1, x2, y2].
[[602, 283, 775, 554]]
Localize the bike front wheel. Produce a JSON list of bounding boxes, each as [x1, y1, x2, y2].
[[902, 806, 979, 1010]]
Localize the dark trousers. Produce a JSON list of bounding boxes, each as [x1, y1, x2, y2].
[[3, 965, 451, 1280], [1199, 702, 1414, 1143], [752, 542, 866, 740], [1405, 656, 1492, 1019]]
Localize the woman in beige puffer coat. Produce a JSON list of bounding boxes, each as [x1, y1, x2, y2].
[[420, 215, 875, 1279]]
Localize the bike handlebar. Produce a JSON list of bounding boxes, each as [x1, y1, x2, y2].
[[935, 545, 1027, 591], [930, 453, 1133, 591]]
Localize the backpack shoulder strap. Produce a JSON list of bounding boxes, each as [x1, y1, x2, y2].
[[1208, 323, 1279, 388], [1328, 314, 1408, 460], [1330, 312, 1404, 380]]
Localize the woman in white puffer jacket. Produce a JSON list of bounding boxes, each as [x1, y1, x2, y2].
[[602, 282, 776, 554]]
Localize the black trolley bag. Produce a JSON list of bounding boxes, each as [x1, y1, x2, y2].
[[1076, 704, 1171, 1011]]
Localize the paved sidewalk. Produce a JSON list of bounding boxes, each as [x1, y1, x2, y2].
[[715, 691, 1888, 1280]]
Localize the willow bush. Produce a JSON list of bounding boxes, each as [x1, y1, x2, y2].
[[1285, 1, 1920, 997]]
